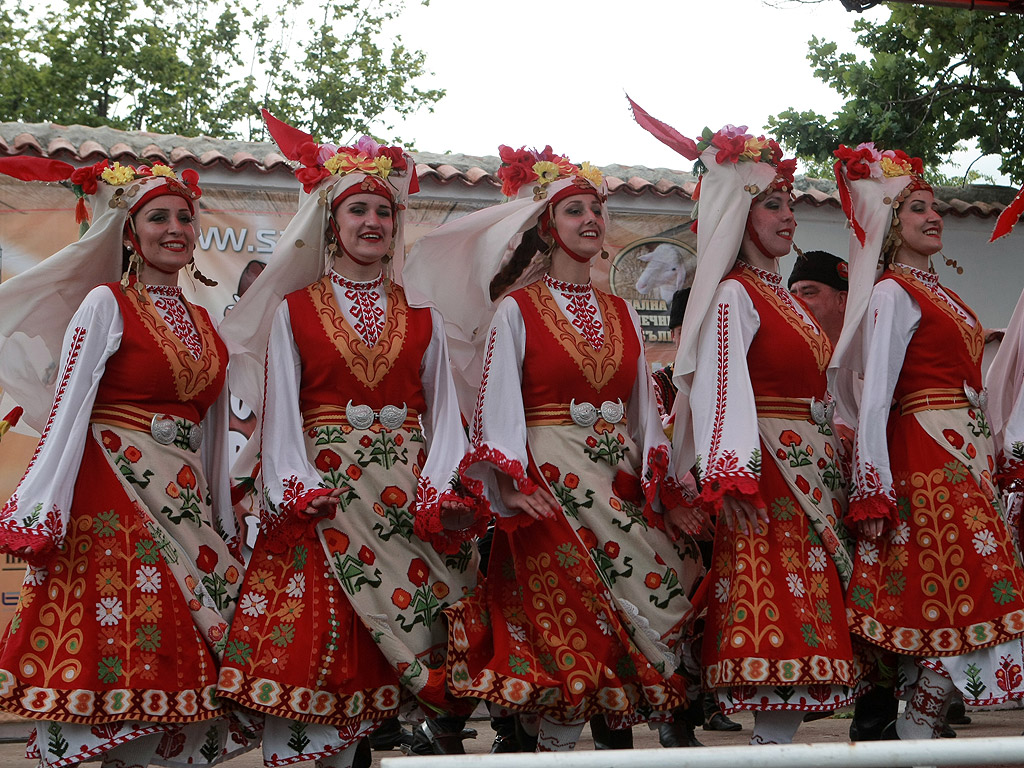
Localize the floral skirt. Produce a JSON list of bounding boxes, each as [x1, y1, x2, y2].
[[218, 420, 477, 761], [0, 425, 256, 767], [848, 407, 1024, 705], [847, 407, 1024, 657], [447, 420, 701, 726], [705, 418, 861, 713]]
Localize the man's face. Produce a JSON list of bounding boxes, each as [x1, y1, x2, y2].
[[791, 280, 847, 326]]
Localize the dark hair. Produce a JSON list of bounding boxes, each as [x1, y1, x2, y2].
[[489, 225, 548, 302], [668, 288, 690, 331]]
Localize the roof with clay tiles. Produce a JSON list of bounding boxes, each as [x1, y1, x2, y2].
[[0, 121, 1016, 217]]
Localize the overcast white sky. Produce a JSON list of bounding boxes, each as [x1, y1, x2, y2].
[[380, 0, 1010, 184]]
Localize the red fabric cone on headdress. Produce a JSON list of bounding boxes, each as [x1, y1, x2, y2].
[[261, 108, 314, 162], [627, 96, 701, 161], [0, 156, 74, 183], [991, 183, 1024, 243]]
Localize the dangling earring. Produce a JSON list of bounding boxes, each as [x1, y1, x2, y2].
[[600, 249, 610, 260], [940, 253, 963, 275], [120, 246, 143, 293], [382, 241, 395, 264], [188, 255, 218, 286]]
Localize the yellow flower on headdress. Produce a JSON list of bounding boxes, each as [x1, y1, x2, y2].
[[576, 161, 603, 189], [325, 152, 378, 176], [373, 155, 393, 179], [742, 136, 770, 160], [101, 162, 137, 185], [533, 161, 562, 185], [880, 157, 912, 178], [150, 164, 176, 178]]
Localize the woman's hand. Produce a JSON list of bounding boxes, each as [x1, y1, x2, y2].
[[496, 472, 560, 521], [719, 494, 768, 535], [858, 517, 885, 541], [440, 497, 476, 530], [304, 487, 344, 518], [665, 505, 714, 539]]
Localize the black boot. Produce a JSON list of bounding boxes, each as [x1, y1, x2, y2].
[[352, 738, 372, 768], [490, 715, 521, 753], [589, 715, 634, 749], [850, 685, 899, 741], [406, 716, 470, 755], [369, 717, 408, 751], [658, 710, 704, 748]]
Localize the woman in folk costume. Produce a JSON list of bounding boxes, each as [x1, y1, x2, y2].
[[831, 144, 1024, 740], [0, 158, 257, 767], [403, 143, 703, 752], [215, 111, 485, 767], [988, 183, 1024, 544], [630, 100, 860, 745]]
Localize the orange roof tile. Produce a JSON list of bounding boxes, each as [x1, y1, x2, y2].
[[0, 121, 1016, 217]]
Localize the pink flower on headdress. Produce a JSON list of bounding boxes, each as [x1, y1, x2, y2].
[[317, 143, 339, 164], [355, 136, 381, 156], [855, 142, 882, 163], [719, 124, 750, 140]]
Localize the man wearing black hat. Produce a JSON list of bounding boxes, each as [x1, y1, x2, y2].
[[788, 250, 848, 345]]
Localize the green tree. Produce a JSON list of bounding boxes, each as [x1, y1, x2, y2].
[[768, 7, 1024, 183], [253, 0, 444, 142], [0, 0, 443, 142]]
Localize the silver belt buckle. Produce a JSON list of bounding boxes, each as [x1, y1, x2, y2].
[[810, 396, 835, 427], [569, 398, 624, 428], [964, 381, 988, 410], [150, 413, 202, 450], [345, 400, 408, 430], [188, 423, 203, 451], [150, 414, 177, 445]]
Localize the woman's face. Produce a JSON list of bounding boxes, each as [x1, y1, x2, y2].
[[551, 193, 605, 260], [742, 190, 796, 261], [896, 189, 943, 259], [127, 195, 196, 274], [333, 193, 395, 265]]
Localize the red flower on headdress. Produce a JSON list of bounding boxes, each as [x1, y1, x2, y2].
[[70, 159, 108, 195], [767, 139, 784, 165], [774, 158, 798, 186], [378, 145, 407, 173], [297, 141, 321, 168], [296, 165, 331, 193], [834, 144, 874, 181], [713, 134, 748, 165], [181, 169, 200, 186]]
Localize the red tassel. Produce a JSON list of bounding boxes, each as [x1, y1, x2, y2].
[[834, 160, 866, 246], [409, 161, 419, 194], [74, 197, 89, 225], [991, 183, 1024, 243], [2, 407, 22, 427]]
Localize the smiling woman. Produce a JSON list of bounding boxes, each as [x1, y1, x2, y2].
[[404, 142, 702, 753], [832, 145, 1024, 742], [0, 158, 255, 768]]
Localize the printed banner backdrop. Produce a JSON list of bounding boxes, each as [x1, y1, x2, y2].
[[0, 176, 691, 634]]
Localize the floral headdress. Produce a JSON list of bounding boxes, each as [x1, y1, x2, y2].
[[0, 155, 206, 430], [628, 96, 799, 475], [833, 142, 926, 246], [496, 144, 604, 201], [828, 142, 929, 425], [222, 110, 418, 419], [291, 135, 411, 194], [68, 159, 202, 230], [687, 126, 797, 232]]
